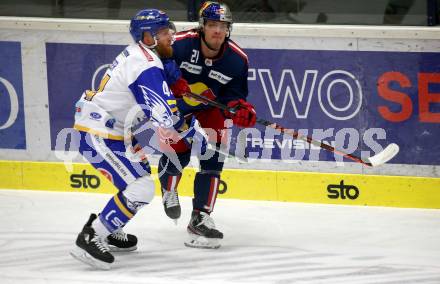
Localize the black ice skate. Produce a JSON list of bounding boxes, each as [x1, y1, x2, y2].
[[70, 214, 114, 270], [107, 229, 138, 252], [161, 187, 181, 220], [185, 210, 223, 249]]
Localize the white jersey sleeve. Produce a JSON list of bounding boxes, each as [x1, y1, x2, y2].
[[73, 44, 179, 140]]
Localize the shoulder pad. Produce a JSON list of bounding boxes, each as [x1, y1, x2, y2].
[[227, 40, 248, 64], [175, 29, 199, 41]]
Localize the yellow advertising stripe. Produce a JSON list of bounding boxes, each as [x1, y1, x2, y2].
[[0, 160, 439, 209], [19, 161, 115, 194], [0, 160, 23, 188], [216, 169, 278, 201], [155, 168, 440, 209], [275, 171, 440, 208]]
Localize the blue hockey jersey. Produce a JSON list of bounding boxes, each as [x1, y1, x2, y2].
[[172, 29, 249, 114]]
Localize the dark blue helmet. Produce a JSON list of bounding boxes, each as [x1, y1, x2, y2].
[[129, 9, 174, 43], [199, 2, 233, 25]]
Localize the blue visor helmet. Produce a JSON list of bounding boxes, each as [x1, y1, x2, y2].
[[129, 9, 174, 43]]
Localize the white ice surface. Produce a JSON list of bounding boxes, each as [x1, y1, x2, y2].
[[0, 189, 439, 284]]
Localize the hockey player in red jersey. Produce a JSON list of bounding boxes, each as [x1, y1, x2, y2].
[[159, 1, 257, 249]]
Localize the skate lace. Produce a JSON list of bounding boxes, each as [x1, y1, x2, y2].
[[91, 234, 110, 253], [163, 189, 179, 208], [199, 212, 216, 229], [111, 230, 128, 242]]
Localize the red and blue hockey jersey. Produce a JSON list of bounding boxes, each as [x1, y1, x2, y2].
[[172, 29, 249, 114]]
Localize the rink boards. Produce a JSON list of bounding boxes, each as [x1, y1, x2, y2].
[[0, 18, 439, 209], [1, 160, 439, 209]]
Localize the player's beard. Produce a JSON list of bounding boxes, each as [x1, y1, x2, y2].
[[155, 43, 173, 59], [208, 41, 222, 52], [201, 31, 224, 52]]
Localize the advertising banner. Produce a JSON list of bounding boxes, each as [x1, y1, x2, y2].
[[0, 41, 26, 149], [246, 49, 440, 165], [46, 42, 122, 151], [46, 43, 440, 166]]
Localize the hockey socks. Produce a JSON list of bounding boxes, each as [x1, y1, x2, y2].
[[98, 191, 136, 233], [193, 172, 220, 213], [158, 152, 190, 219], [160, 173, 182, 219]]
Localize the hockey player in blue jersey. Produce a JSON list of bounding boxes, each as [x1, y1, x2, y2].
[[159, 2, 257, 249], [70, 9, 208, 269]]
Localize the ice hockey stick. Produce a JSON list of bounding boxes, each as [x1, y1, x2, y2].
[[184, 91, 399, 167]]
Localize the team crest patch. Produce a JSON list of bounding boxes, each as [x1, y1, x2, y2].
[[90, 112, 102, 120], [105, 118, 116, 129]]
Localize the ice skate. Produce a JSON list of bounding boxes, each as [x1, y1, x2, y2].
[[184, 210, 223, 249], [161, 187, 181, 220], [70, 214, 114, 270], [107, 229, 138, 252]]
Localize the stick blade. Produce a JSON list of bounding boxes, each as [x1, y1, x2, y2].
[[367, 143, 400, 167]]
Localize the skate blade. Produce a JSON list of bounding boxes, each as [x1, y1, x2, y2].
[[184, 233, 221, 249], [108, 245, 137, 252], [70, 246, 112, 270]]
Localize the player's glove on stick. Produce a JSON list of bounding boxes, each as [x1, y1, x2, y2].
[[224, 99, 256, 127], [170, 77, 191, 98]]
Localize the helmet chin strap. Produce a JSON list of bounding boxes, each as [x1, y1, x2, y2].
[[138, 36, 158, 49], [200, 31, 221, 52]]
